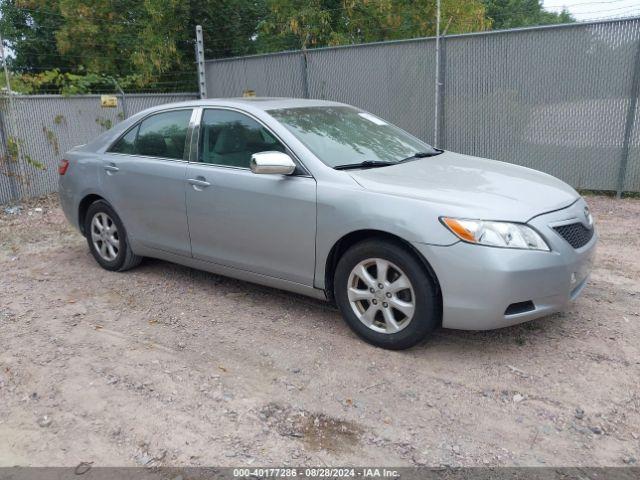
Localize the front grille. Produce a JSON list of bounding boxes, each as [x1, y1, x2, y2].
[[553, 222, 594, 249]]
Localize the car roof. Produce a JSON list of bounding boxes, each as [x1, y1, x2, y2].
[[78, 97, 354, 155], [210, 97, 347, 110], [139, 97, 349, 115]]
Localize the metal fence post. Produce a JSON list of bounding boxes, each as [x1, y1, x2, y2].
[[120, 90, 127, 119], [436, 36, 447, 149], [0, 32, 21, 202], [110, 77, 127, 119], [301, 49, 310, 99], [0, 106, 20, 201], [196, 25, 208, 99], [433, 0, 441, 147], [617, 38, 640, 198]]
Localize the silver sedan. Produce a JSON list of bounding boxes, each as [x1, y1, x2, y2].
[[59, 98, 597, 349]]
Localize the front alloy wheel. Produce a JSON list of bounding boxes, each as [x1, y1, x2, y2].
[[347, 258, 415, 334], [334, 239, 440, 350]]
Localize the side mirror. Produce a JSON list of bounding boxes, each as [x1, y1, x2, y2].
[[250, 151, 296, 175]]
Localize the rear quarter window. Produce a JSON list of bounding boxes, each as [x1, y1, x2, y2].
[[109, 125, 139, 154]]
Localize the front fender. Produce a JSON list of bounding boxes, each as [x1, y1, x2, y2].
[[314, 181, 458, 289]]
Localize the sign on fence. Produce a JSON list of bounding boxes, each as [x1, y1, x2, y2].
[[100, 95, 118, 108]]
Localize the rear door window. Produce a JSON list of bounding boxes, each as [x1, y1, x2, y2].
[[109, 109, 193, 160]]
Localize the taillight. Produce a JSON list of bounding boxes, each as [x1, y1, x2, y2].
[[58, 159, 70, 175]]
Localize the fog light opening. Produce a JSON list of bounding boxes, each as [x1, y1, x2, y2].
[[505, 301, 535, 316]]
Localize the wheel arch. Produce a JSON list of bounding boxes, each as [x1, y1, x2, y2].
[[324, 229, 442, 310], [78, 193, 106, 236]]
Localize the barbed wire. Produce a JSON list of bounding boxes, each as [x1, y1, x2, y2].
[[5, 9, 640, 68], [5, 3, 640, 37], [4, 9, 640, 56], [10, 66, 197, 77]]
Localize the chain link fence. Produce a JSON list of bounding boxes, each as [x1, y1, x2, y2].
[[0, 93, 197, 204], [2, 19, 639, 204], [205, 18, 640, 194]]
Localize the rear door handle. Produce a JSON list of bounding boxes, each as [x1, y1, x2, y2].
[[104, 164, 119, 173], [187, 177, 211, 188]]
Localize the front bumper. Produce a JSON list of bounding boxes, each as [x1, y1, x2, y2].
[[413, 199, 597, 330]]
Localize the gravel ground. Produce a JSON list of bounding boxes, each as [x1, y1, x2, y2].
[[0, 194, 639, 467]]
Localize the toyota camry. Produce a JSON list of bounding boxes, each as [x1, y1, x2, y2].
[[59, 98, 597, 349]]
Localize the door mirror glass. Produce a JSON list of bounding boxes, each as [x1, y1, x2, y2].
[[250, 151, 296, 175]]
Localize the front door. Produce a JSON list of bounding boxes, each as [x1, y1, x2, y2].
[[185, 108, 317, 286], [102, 108, 193, 256]]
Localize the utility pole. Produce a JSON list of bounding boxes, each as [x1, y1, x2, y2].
[[433, 0, 441, 148], [0, 33, 12, 95], [195, 25, 207, 99]]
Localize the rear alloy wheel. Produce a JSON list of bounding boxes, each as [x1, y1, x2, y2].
[[84, 200, 142, 272], [91, 212, 120, 262], [334, 239, 439, 350]]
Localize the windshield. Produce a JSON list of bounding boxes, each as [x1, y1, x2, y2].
[[268, 106, 438, 168]]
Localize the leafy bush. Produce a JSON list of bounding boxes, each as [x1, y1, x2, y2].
[[5, 69, 145, 95]]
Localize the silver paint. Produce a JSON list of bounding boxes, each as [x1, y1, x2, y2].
[[59, 98, 596, 331]]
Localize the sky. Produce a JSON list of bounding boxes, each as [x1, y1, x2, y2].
[[543, 0, 640, 21]]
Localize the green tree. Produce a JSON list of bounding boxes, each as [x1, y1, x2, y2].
[[0, 0, 576, 94], [54, 0, 148, 76], [54, 0, 267, 76], [256, 0, 490, 51], [0, 0, 70, 73], [190, 0, 268, 59], [0, 0, 268, 90], [482, 0, 573, 30]]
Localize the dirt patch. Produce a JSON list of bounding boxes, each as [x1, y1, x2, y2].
[[0, 193, 639, 467], [258, 403, 362, 453]]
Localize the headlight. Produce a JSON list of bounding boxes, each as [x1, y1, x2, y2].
[[441, 217, 550, 251]]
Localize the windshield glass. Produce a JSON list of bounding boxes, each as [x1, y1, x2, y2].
[[268, 106, 437, 168]]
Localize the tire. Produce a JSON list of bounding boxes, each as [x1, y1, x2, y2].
[[84, 200, 142, 272], [334, 239, 439, 350]]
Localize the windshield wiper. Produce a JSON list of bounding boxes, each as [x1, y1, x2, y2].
[[398, 149, 444, 163], [334, 150, 444, 170], [333, 160, 396, 170]]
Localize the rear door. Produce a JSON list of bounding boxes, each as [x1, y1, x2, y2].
[[185, 108, 317, 286], [101, 108, 193, 256]]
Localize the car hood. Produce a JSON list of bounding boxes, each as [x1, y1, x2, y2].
[[348, 151, 579, 221]]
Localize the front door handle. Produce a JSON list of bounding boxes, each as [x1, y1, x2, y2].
[[104, 164, 119, 174], [187, 177, 211, 189]]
